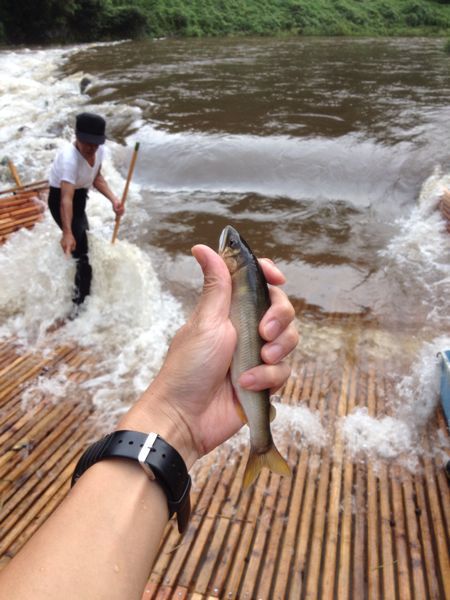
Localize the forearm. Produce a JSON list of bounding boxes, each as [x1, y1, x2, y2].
[[0, 459, 169, 600], [60, 193, 73, 234]]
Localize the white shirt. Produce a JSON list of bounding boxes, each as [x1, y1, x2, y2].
[[49, 143, 105, 189]]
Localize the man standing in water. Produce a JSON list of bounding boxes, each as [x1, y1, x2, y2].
[[48, 112, 124, 310]]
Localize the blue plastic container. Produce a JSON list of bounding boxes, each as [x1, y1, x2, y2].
[[439, 350, 450, 428]]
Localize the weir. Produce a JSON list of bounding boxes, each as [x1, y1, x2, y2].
[[0, 196, 449, 599]]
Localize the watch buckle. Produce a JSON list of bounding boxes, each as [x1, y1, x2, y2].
[[138, 432, 158, 480]]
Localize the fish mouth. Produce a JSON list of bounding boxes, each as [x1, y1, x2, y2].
[[218, 225, 237, 254]]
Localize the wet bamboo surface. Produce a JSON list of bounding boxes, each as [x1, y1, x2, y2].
[[0, 212, 449, 599], [0, 181, 48, 244], [141, 343, 450, 600]]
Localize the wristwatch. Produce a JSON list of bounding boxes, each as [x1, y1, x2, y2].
[[71, 430, 192, 533]]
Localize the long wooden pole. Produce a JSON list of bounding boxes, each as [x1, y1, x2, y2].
[[111, 142, 140, 244], [7, 160, 22, 188], [0, 180, 49, 197]]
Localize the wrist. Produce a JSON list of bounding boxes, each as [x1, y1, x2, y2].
[[117, 390, 199, 470]]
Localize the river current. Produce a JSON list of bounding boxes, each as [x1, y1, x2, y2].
[[0, 37, 449, 460], [62, 37, 450, 328]]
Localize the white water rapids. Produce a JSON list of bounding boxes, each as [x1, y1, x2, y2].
[[0, 42, 449, 466], [0, 44, 185, 426]]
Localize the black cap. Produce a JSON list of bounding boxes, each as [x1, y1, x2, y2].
[[75, 112, 106, 145]]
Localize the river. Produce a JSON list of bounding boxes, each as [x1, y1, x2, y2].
[[62, 37, 450, 328], [0, 37, 449, 450]]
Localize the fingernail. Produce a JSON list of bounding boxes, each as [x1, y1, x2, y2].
[[264, 319, 280, 340], [239, 373, 256, 389], [265, 344, 282, 363]]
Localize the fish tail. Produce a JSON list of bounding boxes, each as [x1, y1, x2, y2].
[[243, 444, 291, 489]]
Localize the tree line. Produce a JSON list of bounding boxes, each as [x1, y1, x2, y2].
[[1, 0, 450, 45]]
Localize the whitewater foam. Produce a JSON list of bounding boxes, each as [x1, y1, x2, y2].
[[378, 167, 450, 332], [340, 335, 450, 470], [0, 44, 185, 425]]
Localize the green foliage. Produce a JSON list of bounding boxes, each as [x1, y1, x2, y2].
[[1, 0, 450, 44], [0, 0, 77, 43], [103, 6, 148, 38], [68, 1, 148, 40], [402, 1, 445, 27]]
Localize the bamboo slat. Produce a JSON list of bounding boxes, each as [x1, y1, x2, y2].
[[0, 181, 47, 243], [0, 275, 449, 600], [0, 180, 48, 197], [303, 378, 336, 600], [321, 362, 352, 600]]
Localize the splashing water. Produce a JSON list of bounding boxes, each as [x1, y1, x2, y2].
[[0, 44, 186, 425], [340, 335, 450, 470], [338, 169, 450, 469], [0, 209, 184, 422], [380, 167, 450, 331]]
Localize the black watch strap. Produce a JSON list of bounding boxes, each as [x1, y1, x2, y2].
[[71, 430, 191, 533]]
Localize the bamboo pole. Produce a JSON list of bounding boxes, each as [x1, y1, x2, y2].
[[193, 455, 243, 595], [0, 180, 48, 197], [7, 160, 22, 188], [0, 416, 89, 536], [3, 205, 43, 219], [0, 214, 44, 234], [111, 142, 140, 244], [292, 368, 324, 598], [272, 362, 315, 598], [149, 456, 214, 593], [321, 362, 352, 600], [0, 196, 39, 209], [223, 469, 271, 598], [366, 367, 381, 600], [337, 366, 358, 600], [304, 374, 336, 600]]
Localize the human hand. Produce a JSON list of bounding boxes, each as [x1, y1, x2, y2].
[[60, 232, 76, 256], [119, 244, 298, 468], [113, 199, 124, 216]]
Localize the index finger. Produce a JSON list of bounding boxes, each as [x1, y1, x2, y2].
[[258, 258, 286, 286]]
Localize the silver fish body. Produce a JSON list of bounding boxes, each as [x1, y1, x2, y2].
[[219, 225, 290, 488]]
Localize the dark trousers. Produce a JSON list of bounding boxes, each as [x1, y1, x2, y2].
[[48, 187, 92, 305]]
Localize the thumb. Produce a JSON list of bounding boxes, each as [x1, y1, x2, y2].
[[191, 244, 231, 322]]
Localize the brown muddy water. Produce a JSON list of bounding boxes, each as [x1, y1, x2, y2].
[[0, 36, 449, 460], [63, 36, 450, 336]]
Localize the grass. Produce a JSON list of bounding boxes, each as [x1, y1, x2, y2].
[[2, 0, 450, 44]]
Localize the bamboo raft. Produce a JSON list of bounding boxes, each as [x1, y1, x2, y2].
[[0, 178, 48, 243], [0, 185, 449, 599]]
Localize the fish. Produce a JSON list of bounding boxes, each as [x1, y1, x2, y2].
[[219, 225, 291, 488]]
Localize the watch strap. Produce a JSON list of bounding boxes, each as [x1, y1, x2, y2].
[[71, 430, 191, 533]]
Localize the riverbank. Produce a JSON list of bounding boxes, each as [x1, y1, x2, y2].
[[1, 0, 450, 44]]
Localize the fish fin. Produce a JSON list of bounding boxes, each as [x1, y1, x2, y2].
[[243, 444, 290, 489], [234, 399, 248, 424], [269, 402, 276, 422]]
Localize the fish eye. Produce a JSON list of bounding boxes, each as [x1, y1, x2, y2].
[[230, 237, 239, 248]]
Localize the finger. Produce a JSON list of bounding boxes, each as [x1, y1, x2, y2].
[[261, 323, 299, 364], [259, 258, 286, 286], [191, 244, 232, 322], [238, 361, 291, 394], [259, 285, 296, 341]]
